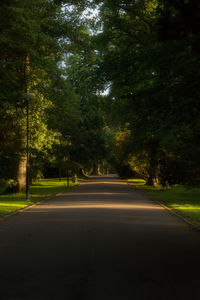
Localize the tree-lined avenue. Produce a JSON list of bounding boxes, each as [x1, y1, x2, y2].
[[0, 175, 200, 299]]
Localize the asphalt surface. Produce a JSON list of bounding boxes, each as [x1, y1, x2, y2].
[[0, 175, 200, 300]]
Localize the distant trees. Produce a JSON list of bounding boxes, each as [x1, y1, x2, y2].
[[65, 39, 108, 174]]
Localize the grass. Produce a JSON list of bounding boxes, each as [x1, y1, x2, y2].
[[127, 178, 200, 225], [0, 178, 79, 218]]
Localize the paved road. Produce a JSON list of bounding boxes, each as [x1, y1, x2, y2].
[[0, 175, 200, 300]]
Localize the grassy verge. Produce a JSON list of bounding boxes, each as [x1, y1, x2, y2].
[[127, 178, 200, 225], [0, 178, 81, 218]]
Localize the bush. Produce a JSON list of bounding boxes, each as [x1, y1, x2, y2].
[[5, 179, 19, 193]]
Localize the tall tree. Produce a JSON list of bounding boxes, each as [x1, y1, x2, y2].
[[93, 0, 200, 185], [0, 0, 86, 187]]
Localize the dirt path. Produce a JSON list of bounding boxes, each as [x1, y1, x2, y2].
[[0, 175, 200, 299]]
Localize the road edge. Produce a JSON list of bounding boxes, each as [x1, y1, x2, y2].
[[127, 182, 200, 232], [0, 179, 84, 224], [0, 196, 53, 224]]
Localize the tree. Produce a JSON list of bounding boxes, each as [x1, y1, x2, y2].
[[92, 0, 200, 185], [0, 0, 86, 188]]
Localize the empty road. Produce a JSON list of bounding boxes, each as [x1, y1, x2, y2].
[[0, 175, 200, 299]]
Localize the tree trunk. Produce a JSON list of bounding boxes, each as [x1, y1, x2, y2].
[[18, 157, 27, 192], [59, 168, 62, 181], [9, 158, 27, 192], [146, 176, 154, 186], [146, 146, 158, 186], [92, 163, 98, 175]]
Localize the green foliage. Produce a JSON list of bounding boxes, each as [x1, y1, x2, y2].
[[0, 0, 59, 179], [64, 38, 109, 173], [95, 0, 200, 185], [1, 0, 199, 187], [0, 0, 88, 184]]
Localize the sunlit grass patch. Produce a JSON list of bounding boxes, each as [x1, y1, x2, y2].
[[31, 178, 72, 196], [127, 178, 146, 186], [128, 178, 200, 224], [0, 195, 28, 218], [0, 178, 77, 218]]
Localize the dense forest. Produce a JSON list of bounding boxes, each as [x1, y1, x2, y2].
[[0, 0, 200, 192]]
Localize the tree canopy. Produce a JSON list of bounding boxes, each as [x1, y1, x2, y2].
[[0, 0, 199, 190]]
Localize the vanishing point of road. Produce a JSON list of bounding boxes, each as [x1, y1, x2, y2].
[[0, 175, 200, 300]]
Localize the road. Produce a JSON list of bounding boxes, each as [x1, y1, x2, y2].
[[0, 175, 200, 300]]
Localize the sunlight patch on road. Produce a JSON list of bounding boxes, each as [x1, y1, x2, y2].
[[82, 181, 126, 185], [65, 192, 131, 196], [35, 203, 163, 210]]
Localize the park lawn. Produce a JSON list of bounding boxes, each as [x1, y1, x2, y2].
[[127, 178, 200, 225], [0, 178, 78, 218]]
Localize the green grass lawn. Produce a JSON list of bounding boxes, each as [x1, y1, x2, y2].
[[0, 178, 79, 218], [127, 178, 200, 225]]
